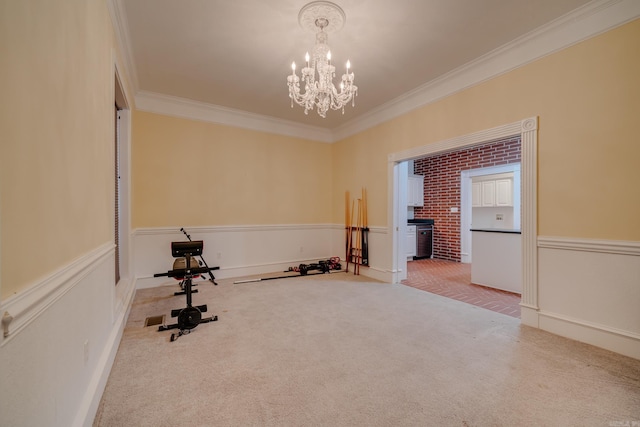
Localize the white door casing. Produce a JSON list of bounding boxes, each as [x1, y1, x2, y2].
[[389, 117, 538, 325]]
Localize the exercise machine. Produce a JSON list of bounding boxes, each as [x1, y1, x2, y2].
[[159, 228, 220, 296], [154, 241, 218, 341]]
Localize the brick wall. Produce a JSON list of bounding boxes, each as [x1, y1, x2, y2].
[[413, 137, 521, 261]]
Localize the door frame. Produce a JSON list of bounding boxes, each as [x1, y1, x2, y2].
[[389, 117, 539, 326], [461, 162, 521, 264]]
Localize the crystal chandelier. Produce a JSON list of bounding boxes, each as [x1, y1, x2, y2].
[[287, 1, 357, 118]]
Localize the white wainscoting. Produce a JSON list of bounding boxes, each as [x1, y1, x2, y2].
[[134, 224, 391, 288], [537, 236, 640, 359], [0, 243, 136, 427]]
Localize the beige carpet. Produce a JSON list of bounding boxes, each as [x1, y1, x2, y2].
[[94, 272, 640, 426]]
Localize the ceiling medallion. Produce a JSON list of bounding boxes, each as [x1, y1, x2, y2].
[[287, 1, 357, 118]]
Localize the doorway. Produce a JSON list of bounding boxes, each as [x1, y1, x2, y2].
[[113, 64, 131, 288], [399, 138, 522, 315], [389, 118, 539, 325]]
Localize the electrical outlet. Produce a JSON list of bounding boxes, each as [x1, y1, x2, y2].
[[216, 252, 222, 259], [300, 246, 304, 253], [83, 340, 89, 365], [496, 214, 504, 221]]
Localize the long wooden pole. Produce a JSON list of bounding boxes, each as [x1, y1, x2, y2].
[[349, 198, 355, 272], [355, 198, 362, 275], [362, 187, 369, 266], [363, 187, 368, 228], [345, 191, 350, 263]]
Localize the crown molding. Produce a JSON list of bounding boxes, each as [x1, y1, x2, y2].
[[107, 0, 139, 95], [332, 0, 640, 141], [135, 91, 334, 143], [110, 0, 640, 143]]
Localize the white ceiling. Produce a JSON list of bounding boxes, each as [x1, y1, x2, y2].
[[116, 0, 595, 130]]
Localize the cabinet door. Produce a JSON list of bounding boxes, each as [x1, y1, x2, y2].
[[495, 179, 513, 206], [413, 177, 424, 207], [481, 180, 495, 206], [407, 226, 416, 257], [407, 176, 424, 207], [472, 182, 482, 207], [407, 178, 416, 206]]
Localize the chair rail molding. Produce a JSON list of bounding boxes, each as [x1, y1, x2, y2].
[[0, 243, 114, 346]]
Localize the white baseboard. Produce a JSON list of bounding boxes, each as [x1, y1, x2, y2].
[[520, 304, 539, 328], [357, 265, 394, 283], [538, 310, 640, 360]]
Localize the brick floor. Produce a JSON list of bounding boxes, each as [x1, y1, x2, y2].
[[401, 258, 521, 318]]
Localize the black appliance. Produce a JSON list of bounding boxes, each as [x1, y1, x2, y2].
[[409, 219, 434, 259]]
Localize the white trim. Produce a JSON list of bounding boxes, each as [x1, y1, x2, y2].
[[330, 223, 387, 234], [538, 310, 640, 360], [133, 223, 387, 236], [109, 0, 640, 142], [460, 163, 521, 263], [106, 0, 139, 95], [135, 91, 334, 143], [0, 243, 114, 346], [388, 121, 523, 162], [540, 310, 640, 341], [538, 236, 640, 256], [134, 223, 339, 236]]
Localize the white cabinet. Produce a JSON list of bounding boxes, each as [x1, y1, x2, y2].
[[472, 178, 512, 207], [472, 182, 482, 207], [471, 230, 522, 293], [406, 225, 416, 258], [407, 175, 424, 207], [481, 181, 495, 206], [495, 179, 513, 206]]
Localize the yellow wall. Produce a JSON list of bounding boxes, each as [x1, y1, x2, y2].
[[3, 3, 638, 301], [0, 0, 129, 299], [132, 111, 333, 227], [333, 19, 640, 242]]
